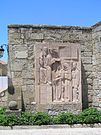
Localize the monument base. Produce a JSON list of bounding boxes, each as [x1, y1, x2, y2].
[[6, 109, 21, 116], [30, 103, 82, 115]]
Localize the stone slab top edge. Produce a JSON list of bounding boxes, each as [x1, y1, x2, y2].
[[8, 21, 101, 30], [8, 24, 92, 30]]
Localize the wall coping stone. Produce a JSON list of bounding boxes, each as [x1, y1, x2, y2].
[[8, 21, 101, 30], [8, 24, 92, 30]]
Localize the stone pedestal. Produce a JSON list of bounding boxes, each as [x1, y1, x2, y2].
[[6, 109, 21, 116]]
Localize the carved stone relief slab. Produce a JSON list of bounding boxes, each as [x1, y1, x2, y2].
[[35, 43, 81, 104]]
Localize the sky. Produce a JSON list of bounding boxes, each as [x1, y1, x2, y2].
[[0, 0, 101, 62]]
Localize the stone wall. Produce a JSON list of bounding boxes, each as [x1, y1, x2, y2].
[[8, 23, 101, 112], [92, 23, 101, 109]]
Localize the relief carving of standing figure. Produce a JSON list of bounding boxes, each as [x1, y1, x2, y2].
[[62, 62, 72, 102], [39, 47, 47, 84], [72, 62, 80, 102], [53, 65, 62, 101], [53, 62, 72, 102], [39, 47, 53, 84], [39, 47, 54, 103]]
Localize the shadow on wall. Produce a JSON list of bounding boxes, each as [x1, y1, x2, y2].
[[21, 89, 25, 112], [8, 77, 25, 111], [81, 62, 88, 110], [8, 77, 15, 95]]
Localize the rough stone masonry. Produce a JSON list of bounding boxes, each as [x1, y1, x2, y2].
[[7, 21, 101, 113]]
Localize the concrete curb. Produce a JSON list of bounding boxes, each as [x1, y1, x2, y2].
[[0, 123, 101, 130]]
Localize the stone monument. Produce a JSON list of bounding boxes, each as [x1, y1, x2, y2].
[[34, 43, 81, 111]]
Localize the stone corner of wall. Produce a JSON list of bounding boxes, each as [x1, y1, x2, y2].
[[91, 21, 101, 29]]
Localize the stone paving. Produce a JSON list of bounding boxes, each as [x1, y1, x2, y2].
[[0, 128, 101, 135]]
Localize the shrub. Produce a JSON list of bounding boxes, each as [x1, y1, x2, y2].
[[0, 107, 6, 115], [77, 108, 100, 124], [31, 112, 52, 125], [53, 112, 77, 125], [0, 114, 6, 126], [0, 107, 101, 126], [6, 114, 18, 126], [18, 112, 32, 125]]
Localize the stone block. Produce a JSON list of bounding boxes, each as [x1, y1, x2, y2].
[[14, 72, 22, 78], [20, 33, 25, 39], [15, 51, 28, 58], [31, 33, 44, 40], [22, 85, 34, 104], [9, 33, 20, 39], [22, 70, 34, 79], [26, 85, 34, 92], [11, 62, 22, 71], [20, 28, 27, 33], [87, 78, 93, 84], [14, 86, 22, 92], [23, 79, 34, 85], [81, 51, 92, 57], [9, 39, 23, 45], [11, 60, 27, 71], [63, 32, 82, 42], [22, 85, 27, 92], [12, 78, 23, 86], [82, 33, 92, 41], [81, 43, 92, 52], [13, 44, 28, 51], [6, 109, 21, 117], [88, 95, 93, 103], [82, 57, 92, 64], [9, 28, 19, 34], [83, 64, 92, 71]]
